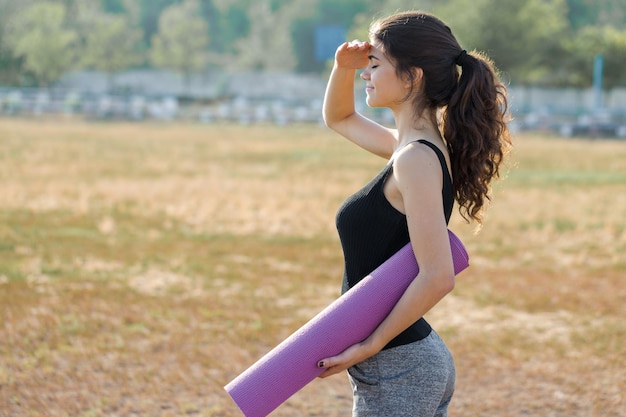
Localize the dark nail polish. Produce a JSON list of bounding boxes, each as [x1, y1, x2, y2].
[[318, 361, 324, 368]]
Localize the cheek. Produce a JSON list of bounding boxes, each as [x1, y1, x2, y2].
[[377, 68, 400, 86]]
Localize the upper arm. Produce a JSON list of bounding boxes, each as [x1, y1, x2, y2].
[[326, 112, 398, 159], [393, 147, 455, 279]]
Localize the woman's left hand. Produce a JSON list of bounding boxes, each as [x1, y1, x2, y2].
[[316, 342, 376, 378]]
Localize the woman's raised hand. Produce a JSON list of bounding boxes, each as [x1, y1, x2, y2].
[[335, 40, 371, 70]]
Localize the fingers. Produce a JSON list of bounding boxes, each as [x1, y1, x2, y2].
[[335, 40, 370, 69], [347, 39, 364, 47], [316, 355, 348, 378], [317, 358, 343, 379], [316, 343, 373, 379], [337, 40, 369, 52], [316, 357, 334, 375], [346, 40, 370, 50], [317, 358, 331, 369]]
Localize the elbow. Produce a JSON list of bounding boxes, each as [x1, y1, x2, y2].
[[434, 271, 455, 298], [321, 102, 333, 128], [322, 111, 342, 130], [322, 109, 355, 131], [323, 118, 343, 135], [442, 273, 455, 295], [322, 114, 333, 129]]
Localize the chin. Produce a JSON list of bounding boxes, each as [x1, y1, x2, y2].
[[365, 97, 380, 108]]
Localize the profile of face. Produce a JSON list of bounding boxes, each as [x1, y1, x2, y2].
[[359, 42, 416, 110]]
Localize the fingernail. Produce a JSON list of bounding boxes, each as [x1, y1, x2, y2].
[[317, 361, 325, 368]]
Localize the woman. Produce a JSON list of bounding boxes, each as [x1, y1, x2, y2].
[[316, 11, 511, 417]]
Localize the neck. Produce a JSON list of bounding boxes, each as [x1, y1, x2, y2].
[[391, 105, 441, 146]]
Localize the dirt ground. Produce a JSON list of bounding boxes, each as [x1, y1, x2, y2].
[[0, 120, 624, 416]]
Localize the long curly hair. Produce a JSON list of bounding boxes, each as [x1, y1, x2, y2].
[[370, 11, 511, 224]]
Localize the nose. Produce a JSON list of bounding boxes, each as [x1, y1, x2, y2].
[[360, 69, 370, 81]]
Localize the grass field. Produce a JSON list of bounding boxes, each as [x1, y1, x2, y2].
[[0, 118, 624, 416]]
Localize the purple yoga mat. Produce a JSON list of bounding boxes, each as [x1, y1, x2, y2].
[[225, 230, 469, 417]]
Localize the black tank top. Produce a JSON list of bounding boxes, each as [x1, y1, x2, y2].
[[335, 140, 454, 350]]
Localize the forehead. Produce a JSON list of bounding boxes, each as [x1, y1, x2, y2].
[[369, 41, 384, 56], [368, 41, 394, 64]]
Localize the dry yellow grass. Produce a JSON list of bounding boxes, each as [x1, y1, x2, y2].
[[0, 118, 624, 416]]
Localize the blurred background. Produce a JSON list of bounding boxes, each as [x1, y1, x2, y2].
[[0, 0, 625, 137]]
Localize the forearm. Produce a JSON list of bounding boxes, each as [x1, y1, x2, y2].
[[322, 64, 358, 127], [363, 272, 454, 354]]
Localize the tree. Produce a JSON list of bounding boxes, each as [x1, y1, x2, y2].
[[102, 0, 126, 14], [140, 0, 180, 47], [233, 0, 303, 71], [120, 0, 142, 26], [5, 2, 78, 87], [150, 0, 209, 86], [200, 0, 243, 55], [0, 0, 29, 84], [564, 25, 626, 88], [434, 0, 570, 85], [566, 0, 626, 30], [80, 13, 144, 92]]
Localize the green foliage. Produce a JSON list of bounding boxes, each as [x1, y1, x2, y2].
[[433, 0, 571, 85], [5, 2, 78, 87], [80, 14, 144, 77], [199, 0, 252, 66], [0, 0, 24, 85], [566, 0, 626, 29], [0, 47, 21, 85], [139, 0, 181, 47], [102, 0, 126, 14], [233, 0, 310, 71], [150, 0, 209, 81], [0, 0, 625, 86], [564, 25, 626, 88]]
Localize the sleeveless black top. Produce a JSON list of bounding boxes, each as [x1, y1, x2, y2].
[[335, 140, 454, 350]]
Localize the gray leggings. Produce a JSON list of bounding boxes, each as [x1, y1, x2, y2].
[[347, 331, 455, 417]]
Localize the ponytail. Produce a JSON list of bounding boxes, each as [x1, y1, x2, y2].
[[443, 50, 511, 225]]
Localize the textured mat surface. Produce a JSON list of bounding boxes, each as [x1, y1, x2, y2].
[[225, 230, 469, 417]]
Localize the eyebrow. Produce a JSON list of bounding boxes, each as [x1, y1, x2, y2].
[[368, 54, 380, 61]]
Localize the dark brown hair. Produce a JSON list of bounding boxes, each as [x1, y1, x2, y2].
[[370, 11, 511, 224]]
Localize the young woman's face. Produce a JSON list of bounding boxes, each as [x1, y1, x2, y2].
[[360, 42, 411, 109]]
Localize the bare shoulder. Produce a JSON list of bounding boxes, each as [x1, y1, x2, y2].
[[389, 142, 446, 219], [392, 141, 444, 187]]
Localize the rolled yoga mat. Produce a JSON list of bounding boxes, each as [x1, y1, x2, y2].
[[224, 230, 469, 417]]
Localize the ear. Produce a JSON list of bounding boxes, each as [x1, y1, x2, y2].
[[408, 67, 424, 89]]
